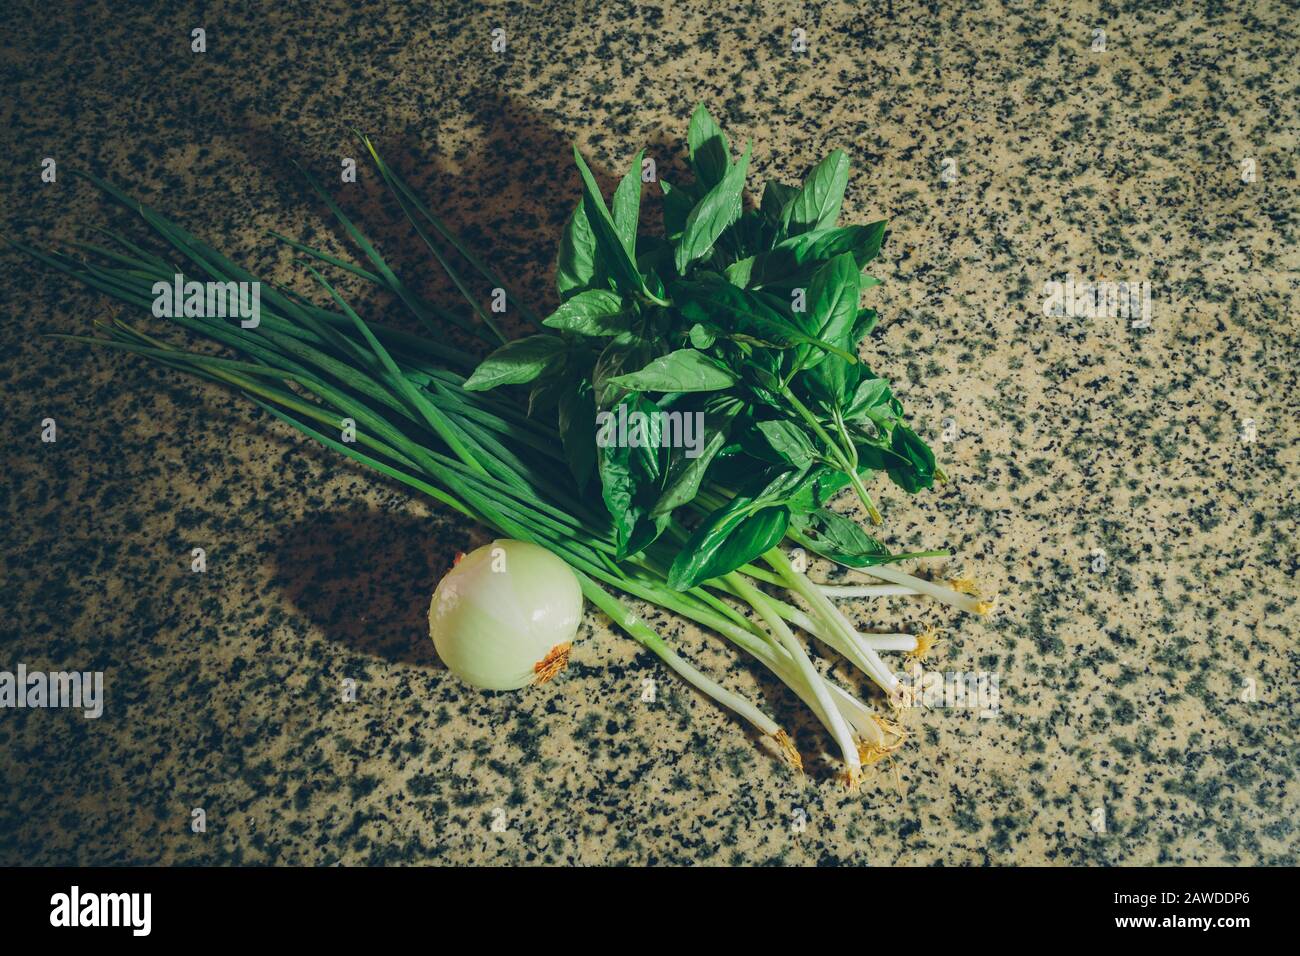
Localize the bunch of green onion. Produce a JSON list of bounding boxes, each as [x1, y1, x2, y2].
[[18, 142, 989, 786]]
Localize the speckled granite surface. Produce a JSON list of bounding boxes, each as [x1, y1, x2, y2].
[[1, 0, 1296, 865]]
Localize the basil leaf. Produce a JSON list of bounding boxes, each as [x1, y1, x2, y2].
[[609, 348, 739, 393], [688, 323, 716, 349], [854, 441, 900, 469], [592, 338, 653, 406], [739, 355, 782, 407], [651, 399, 739, 515], [850, 306, 880, 346], [729, 209, 764, 259], [755, 419, 817, 468], [804, 354, 857, 411], [782, 149, 849, 236], [846, 376, 895, 422], [761, 180, 797, 223], [625, 512, 670, 556], [758, 180, 797, 249], [809, 252, 860, 351], [528, 377, 564, 416], [660, 179, 695, 239], [611, 149, 645, 256], [792, 221, 886, 266], [555, 200, 597, 299], [463, 335, 565, 391], [626, 393, 665, 486], [785, 465, 854, 515], [748, 464, 813, 503], [598, 440, 641, 554], [676, 282, 797, 348], [886, 424, 936, 493], [667, 497, 790, 590], [788, 507, 900, 567], [572, 145, 645, 296], [675, 142, 752, 274], [687, 103, 730, 190], [752, 221, 887, 287], [558, 380, 597, 487], [714, 506, 788, 578], [596, 392, 666, 554], [674, 278, 858, 362], [802, 507, 886, 551], [796, 253, 860, 374], [542, 289, 629, 337], [651, 433, 726, 515], [724, 255, 756, 288]]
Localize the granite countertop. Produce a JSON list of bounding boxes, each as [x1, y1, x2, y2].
[[1, 0, 1295, 865]]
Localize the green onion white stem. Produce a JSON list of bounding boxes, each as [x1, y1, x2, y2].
[[857, 564, 993, 615], [718, 580, 919, 653], [763, 549, 901, 698], [665, 586, 890, 752], [862, 634, 919, 653], [819, 583, 920, 598], [724, 571, 862, 781]]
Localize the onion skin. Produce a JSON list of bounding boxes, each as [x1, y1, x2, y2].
[[428, 539, 582, 690]]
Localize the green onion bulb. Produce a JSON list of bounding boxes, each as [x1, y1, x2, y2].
[[428, 539, 583, 690]]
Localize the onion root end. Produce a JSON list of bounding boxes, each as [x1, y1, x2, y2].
[[532, 642, 572, 684]]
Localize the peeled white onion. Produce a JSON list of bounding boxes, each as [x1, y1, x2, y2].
[[428, 539, 583, 690]]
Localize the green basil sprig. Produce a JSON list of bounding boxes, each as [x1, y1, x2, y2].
[[466, 104, 942, 566]]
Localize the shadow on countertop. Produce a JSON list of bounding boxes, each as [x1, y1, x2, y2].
[[268, 504, 462, 669]]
